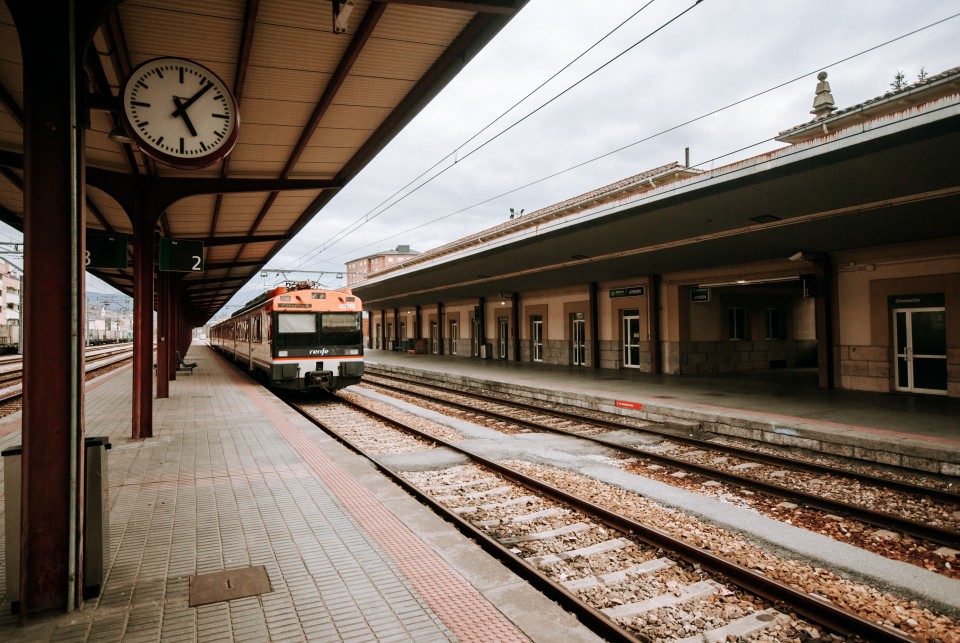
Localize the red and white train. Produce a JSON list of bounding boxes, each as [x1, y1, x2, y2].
[[210, 284, 364, 392]]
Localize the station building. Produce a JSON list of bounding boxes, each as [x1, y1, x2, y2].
[[355, 66, 960, 398]]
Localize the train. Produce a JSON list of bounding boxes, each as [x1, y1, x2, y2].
[[210, 283, 364, 392]]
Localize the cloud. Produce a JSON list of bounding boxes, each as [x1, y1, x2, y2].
[[245, 0, 959, 310]]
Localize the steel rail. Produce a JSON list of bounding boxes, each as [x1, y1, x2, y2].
[[366, 368, 960, 505], [0, 349, 133, 404], [363, 375, 959, 547], [288, 399, 641, 643], [301, 394, 916, 643]]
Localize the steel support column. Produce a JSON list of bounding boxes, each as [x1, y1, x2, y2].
[[649, 275, 662, 375], [814, 258, 834, 389], [511, 295, 519, 362], [437, 302, 445, 356], [393, 308, 399, 348], [477, 297, 486, 350], [132, 215, 154, 439], [588, 283, 599, 369], [14, 0, 86, 615], [156, 271, 170, 397], [170, 274, 185, 373]]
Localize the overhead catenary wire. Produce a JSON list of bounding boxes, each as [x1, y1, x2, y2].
[[273, 9, 958, 276], [281, 0, 688, 271]]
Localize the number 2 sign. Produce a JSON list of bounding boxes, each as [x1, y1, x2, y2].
[[159, 238, 204, 272]]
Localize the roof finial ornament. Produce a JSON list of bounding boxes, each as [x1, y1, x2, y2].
[[810, 71, 836, 120]]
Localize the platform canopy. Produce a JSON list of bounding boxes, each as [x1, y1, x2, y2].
[[0, 0, 526, 323]]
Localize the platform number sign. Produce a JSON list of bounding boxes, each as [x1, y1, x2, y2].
[[159, 238, 204, 272], [86, 233, 128, 269]]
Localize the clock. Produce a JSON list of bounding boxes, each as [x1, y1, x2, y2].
[[119, 57, 240, 169]]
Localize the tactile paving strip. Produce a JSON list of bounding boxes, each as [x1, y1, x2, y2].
[[232, 372, 530, 643]]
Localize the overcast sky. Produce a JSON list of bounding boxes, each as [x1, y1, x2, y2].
[[33, 0, 959, 310]]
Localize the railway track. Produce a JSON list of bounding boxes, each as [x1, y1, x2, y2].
[[291, 393, 954, 642], [359, 371, 960, 559], [0, 344, 133, 416]]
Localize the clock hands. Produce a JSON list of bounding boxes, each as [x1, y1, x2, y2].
[[171, 81, 213, 136], [172, 97, 198, 137]]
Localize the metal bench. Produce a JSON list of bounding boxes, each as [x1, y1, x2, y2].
[[176, 351, 198, 374]]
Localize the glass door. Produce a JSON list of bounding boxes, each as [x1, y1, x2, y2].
[[623, 310, 640, 368], [498, 317, 509, 359], [532, 317, 543, 362], [430, 321, 438, 354], [572, 313, 585, 366], [450, 320, 458, 355], [894, 308, 947, 394]]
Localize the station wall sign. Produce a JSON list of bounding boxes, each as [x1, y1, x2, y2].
[[888, 293, 944, 309], [159, 238, 204, 272], [690, 286, 711, 302], [609, 286, 646, 298], [86, 233, 128, 269]]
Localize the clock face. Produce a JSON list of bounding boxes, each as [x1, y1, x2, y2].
[[120, 57, 240, 169]]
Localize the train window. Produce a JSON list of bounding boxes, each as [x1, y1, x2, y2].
[[274, 313, 318, 351], [321, 313, 360, 331], [319, 313, 362, 346], [277, 313, 316, 334]]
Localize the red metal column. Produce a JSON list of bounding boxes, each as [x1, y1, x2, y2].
[[14, 0, 86, 614], [170, 274, 185, 371], [156, 271, 170, 397], [132, 215, 154, 438]]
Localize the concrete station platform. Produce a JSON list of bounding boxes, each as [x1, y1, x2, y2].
[[365, 350, 960, 477], [0, 346, 601, 643]]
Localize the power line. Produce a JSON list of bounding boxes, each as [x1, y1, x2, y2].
[[281, 0, 685, 271], [308, 11, 958, 266]]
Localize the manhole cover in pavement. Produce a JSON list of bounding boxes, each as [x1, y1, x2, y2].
[[189, 565, 272, 607]]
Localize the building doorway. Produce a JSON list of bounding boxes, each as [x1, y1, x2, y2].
[[622, 310, 640, 368], [572, 313, 585, 366], [893, 306, 947, 394], [532, 316, 543, 362]]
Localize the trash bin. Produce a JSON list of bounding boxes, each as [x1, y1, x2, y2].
[[3, 445, 21, 610], [2, 437, 111, 610], [83, 437, 111, 599]]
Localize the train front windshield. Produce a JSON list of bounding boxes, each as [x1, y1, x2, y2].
[[274, 312, 362, 350]]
